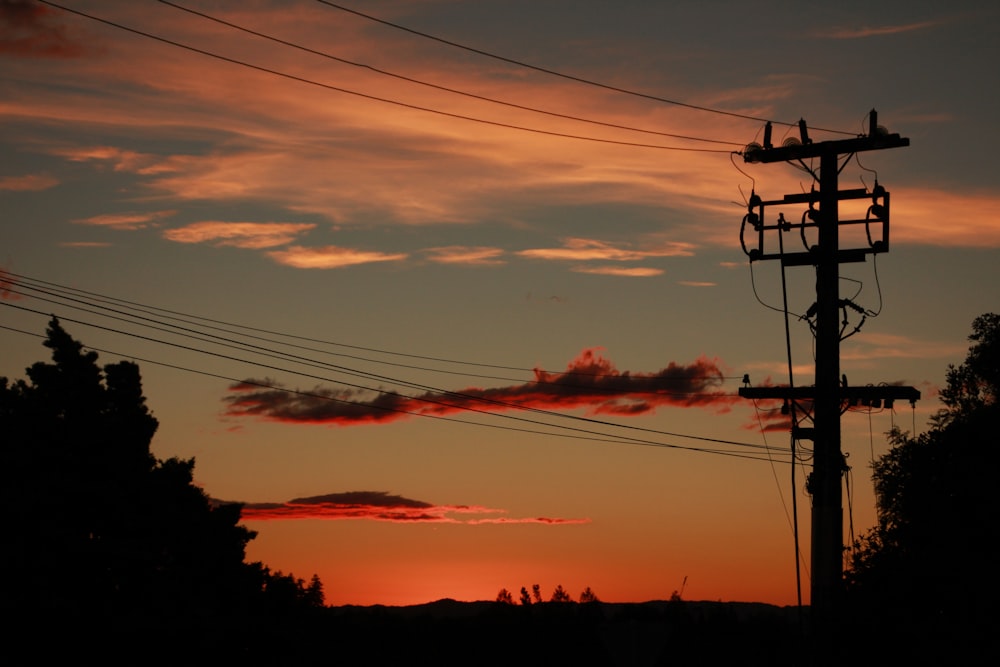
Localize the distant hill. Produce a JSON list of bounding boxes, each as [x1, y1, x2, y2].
[[319, 599, 806, 666]]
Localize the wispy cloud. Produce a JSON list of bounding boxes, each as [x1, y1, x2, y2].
[[0, 0, 87, 58], [841, 332, 967, 363], [677, 281, 716, 287], [823, 21, 939, 39], [572, 266, 663, 277], [58, 241, 112, 248], [232, 490, 590, 524], [0, 173, 58, 191], [163, 221, 315, 249], [75, 210, 175, 230], [53, 145, 175, 174], [223, 348, 735, 425], [266, 245, 408, 269], [892, 188, 1000, 247], [518, 238, 695, 262], [423, 246, 506, 266]]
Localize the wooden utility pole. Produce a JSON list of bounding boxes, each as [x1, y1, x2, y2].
[[737, 110, 916, 651]]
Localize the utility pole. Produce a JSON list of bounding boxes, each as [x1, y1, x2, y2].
[[737, 110, 917, 653]]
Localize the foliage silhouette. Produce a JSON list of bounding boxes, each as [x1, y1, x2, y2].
[[846, 313, 1000, 662], [549, 584, 572, 602], [1, 319, 324, 661]]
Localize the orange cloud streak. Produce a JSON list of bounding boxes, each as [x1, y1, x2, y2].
[[517, 238, 695, 261], [163, 221, 316, 249], [423, 246, 506, 266], [223, 348, 736, 425], [0, 174, 58, 191], [572, 266, 663, 277], [266, 245, 408, 268], [75, 210, 175, 230], [235, 491, 590, 525]]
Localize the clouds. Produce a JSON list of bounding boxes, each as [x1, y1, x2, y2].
[[0, 268, 21, 300], [823, 20, 940, 40], [266, 244, 408, 268], [1, 0, 752, 258], [163, 221, 316, 249], [573, 266, 664, 277], [0, 0, 86, 58], [0, 173, 58, 191], [75, 210, 176, 230], [7, 0, 995, 294], [516, 238, 694, 262], [235, 490, 590, 525], [422, 246, 505, 266], [223, 348, 736, 426]]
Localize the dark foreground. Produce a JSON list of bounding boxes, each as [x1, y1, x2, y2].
[[322, 599, 806, 666], [20, 598, 805, 666], [16, 597, 997, 666]]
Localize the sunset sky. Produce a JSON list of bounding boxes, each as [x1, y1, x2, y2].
[[2, 0, 998, 607]]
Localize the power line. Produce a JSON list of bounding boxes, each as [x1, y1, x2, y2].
[[36, 0, 734, 153], [1, 274, 779, 455], [4, 271, 745, 384], [156, 0, 741, 148], [0, 311, 792, 463], [314, 0, 854, 137], [2, 278, 769, 453]]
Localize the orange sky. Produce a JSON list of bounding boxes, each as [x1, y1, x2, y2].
[[2, 0, 999, 607]]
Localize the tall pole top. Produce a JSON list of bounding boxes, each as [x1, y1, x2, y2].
[[744, 110, 909, 164]]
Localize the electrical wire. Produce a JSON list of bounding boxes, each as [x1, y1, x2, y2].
[[4, 270, 745, 384], [36, 0, 734, 153], [778, 212, 805, 610], [0, 321, 735, 454], [0, 310, 793, 464], [313, 0, 855, 137], [156, 0, 742, 148], [0, 278, 787, 457], [868, 254, 884, 317], [845, 464, 856, 564], [0, 292, 758, 449]]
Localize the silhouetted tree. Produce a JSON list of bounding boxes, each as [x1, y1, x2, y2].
[[532, 583, 543, 604], [579, 587, 600, 603], [519, 586, 532, 606], [846, 313, 1000, 660], [549, 584, 572, 603], [304, 573, 326, 607], [495, 587, 514, 604], [0, 318, 323, 651]]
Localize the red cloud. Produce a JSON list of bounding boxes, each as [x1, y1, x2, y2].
[[234, 491, 589, 525], [0, 1, 86, 58], [0, 268, 22, 301], [222, 348, 737, 425]]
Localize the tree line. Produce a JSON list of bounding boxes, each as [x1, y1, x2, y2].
[[495, 584, 600, 605], [1, 318, 325, 662]]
